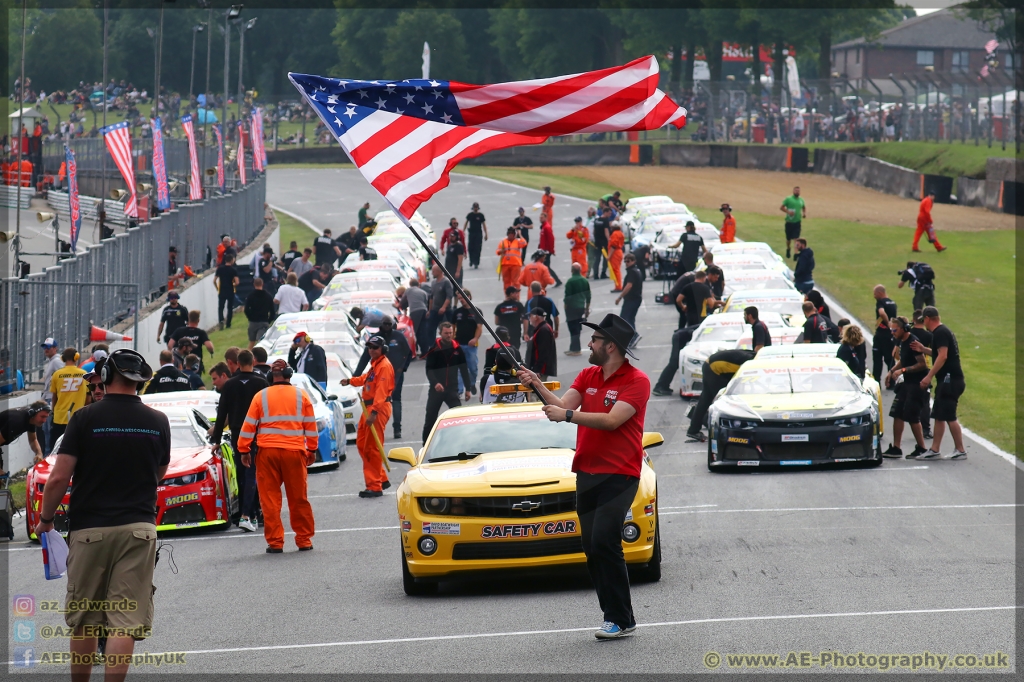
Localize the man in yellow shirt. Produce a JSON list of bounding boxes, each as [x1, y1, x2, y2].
[[49, 347, 88, 445]]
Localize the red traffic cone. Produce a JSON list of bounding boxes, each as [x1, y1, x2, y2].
[[89, 325, 132, 343]]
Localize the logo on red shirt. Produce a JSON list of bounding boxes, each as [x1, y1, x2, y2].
[[603, 390, 618, 407]]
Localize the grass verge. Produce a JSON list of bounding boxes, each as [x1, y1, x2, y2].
[[463, 165, 1014, 453]]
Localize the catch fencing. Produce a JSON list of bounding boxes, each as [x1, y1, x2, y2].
[[0, 173, 266, 386]]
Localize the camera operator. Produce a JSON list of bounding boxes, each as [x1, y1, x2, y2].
[[898, 261, 936, 312]]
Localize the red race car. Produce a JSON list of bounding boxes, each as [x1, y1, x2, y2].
[[25, 405, 238, 540]]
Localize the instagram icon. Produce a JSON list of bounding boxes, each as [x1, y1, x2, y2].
[[12, 595, 35, 617]]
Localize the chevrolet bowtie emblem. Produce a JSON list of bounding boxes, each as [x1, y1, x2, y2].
[[512, 500, 541, 512]]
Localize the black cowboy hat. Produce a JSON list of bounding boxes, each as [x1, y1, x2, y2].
[[581, 313, 639, 359]]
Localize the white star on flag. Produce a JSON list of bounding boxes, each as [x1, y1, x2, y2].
[[327, 106, 336, 113], [333, 116, 343, 127], [403, 93, 415, 104], [344, 107, 356, 118], [395, 108, 405, 115], [431, 89, 443, 99], [375, 97, 387, 109], [428, 80, 440, 87], [357, 90, 368, 98], [385, 84, 397, 92], [441, 113, 452, 124], [327, 95, 338, 104], [421, 103, 433, 114]]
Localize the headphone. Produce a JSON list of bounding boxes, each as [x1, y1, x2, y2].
[[270, 365, 293, 381], [74, 351, 80, 363], [100, 349, 153, 386], [26, 402, 49, 417], [896, 317, 912, 333], [297, 333, 312, 344]]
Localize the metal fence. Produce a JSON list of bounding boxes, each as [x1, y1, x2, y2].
[[0, 173, 267, 386]]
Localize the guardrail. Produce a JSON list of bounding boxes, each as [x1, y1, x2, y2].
[[0, 174, 267, 385], [0, 184, 31, 209], [47, 191, 128, 226]]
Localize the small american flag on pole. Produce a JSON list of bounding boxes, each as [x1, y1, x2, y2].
[[289, 55, 686, 219], [236, 121, 248, 185], [213, 124, 225, 192], [180, 114, 203, 200], [100, 121, 138, 218]]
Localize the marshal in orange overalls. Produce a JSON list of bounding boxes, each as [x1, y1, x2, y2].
[[607, 228, 625, 291], [497, 236, 527, 292], [237, 382, 319, 550], [541, 191, 555, 225], [349, 353, 395, 493], [913, 195, 944, 251], [720, 214, 736, 243], [567, 225, 590, 277]]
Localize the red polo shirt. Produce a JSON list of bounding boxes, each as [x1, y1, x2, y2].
[[569, 360, 650, 478]]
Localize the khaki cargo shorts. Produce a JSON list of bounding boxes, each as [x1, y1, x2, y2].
[[65, 522, 157, 639]]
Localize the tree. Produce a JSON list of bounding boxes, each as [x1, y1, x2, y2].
[[956, 0, 1021, 88], [383, 9, 469, 81], [333, 7, 400, 79], [25, 9, 102, 94]]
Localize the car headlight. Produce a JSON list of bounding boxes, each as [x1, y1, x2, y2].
[[687, 356, 702, 366], [418, 536, 438, 555], [835, 414, 870, 426], [316, 418, 329, 432], [719, 418, 758, 429], [341, 398, 357, 409], [419, 497, 450, 515], [161, 471, 207, 486]]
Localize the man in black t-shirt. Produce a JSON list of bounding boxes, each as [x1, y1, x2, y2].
[[35, 349, 168, 662], [911, 310, 934, 437], [244, 277, 276, 349], [494, 286, 527, 349], [463, 203, 488, 269], [313, 229, 342, 267], [669, 271, 696, 329], [882, 317, 929, 459], [745, 306, 772, 352], [281, 240, 302, 272], [0, 402, 49, 473], [667, 221, 706, 273], [616, 253, 643, 328], [444, 231, 466, 286], [871, 284, 898, 380], [801, 301, 839, 343], [512, 207, 533, 256], [681, 271, 716, 328], [298, 265, 333, 305], [144, 350, 193, 394], [170, 310, 214, 373], [914, 306, 966, 459], [590, 209, 612, 280], [156, 291, 188, 344], [452, 292, 483, 395], [215, 254, 240, 329]]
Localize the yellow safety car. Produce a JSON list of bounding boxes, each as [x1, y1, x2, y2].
[[386, 387, 664, 595]]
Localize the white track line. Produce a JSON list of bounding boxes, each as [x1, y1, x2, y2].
[[24, 604, 1010, 662], [660, 503, 1020, 516]]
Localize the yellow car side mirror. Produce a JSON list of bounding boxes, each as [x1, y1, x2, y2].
[[641, 432, 664, 449], [387, 446, 417, 466]]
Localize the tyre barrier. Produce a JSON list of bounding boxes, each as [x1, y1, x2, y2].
[[659, 144, 711, 166], [459, 143, 637, 166], [736, 145, 789, 171]]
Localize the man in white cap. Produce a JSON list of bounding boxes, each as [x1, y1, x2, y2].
[[39, 337, 63, 453]]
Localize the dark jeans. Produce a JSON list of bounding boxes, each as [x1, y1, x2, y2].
[[794, 279, 814, 295], [218, 294, 234, 327], [543, 253, 562, 285], [872, 336, 895, 381], [232, 439, 260, 519], [467, 230, 482, 267], [392, 370, 405, 434], [423, 389, 462, 443], [566, 307, 585, 352], [49, 422, 67, 452], [576, 472, 640, 629], [655, 326, 697, 390], [619, 298, 641, 329], [520, 228, 531, 259], [687, 364, 731, 435], [425, 309, 445, 351], [912, 287, 935, 313], [410, 309, 429, 355], [588, 244, 607, 279]]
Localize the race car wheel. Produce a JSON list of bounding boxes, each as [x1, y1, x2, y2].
[[402, 543, 437, 596], [220, 461, 238, 526]]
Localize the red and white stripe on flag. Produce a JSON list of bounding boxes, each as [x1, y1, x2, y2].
[[251, 109, 265, 172], [101, 122, 138, 218], [236, 121, 247, 185], [180, 114, 203, 200]]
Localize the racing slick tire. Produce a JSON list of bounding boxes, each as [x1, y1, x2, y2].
[[220, 460, 238, 529], [402, 543, 437, 596]]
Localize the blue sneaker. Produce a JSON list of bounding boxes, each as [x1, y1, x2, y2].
[[595, 621, 635, 639]]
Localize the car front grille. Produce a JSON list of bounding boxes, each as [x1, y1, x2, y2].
[[759, 443, 830, 461], [452, 537, 584, 560], [443, 492, 577, 518], [159, 503, 207, 526], [832, 442, 871, 459], [723, 443, 760, 461]]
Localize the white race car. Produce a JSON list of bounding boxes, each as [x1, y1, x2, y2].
[[265, 333, 364, 372], [314, 272, 401, 310], [141, 390, 220, 423], [339, 258, 416, 288], [721, 289, 807, 327], [264, 361, 348, 468], [676, 311, 787, 397], [320, 290, 399, 317], [721, 270, 796, 296], [257, 311, 360, 355], [324, 351, 362, 444], [702, 252, 792, 280]]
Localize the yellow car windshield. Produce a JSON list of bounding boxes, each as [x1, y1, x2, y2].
[[424, 413, 577, 462]]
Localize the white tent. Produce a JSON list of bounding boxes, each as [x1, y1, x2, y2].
[[978, 90, 1021, 117], [8, 107, 43, 134]]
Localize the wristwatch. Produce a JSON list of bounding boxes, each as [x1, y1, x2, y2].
[[565, 410, 574, 423], [39, 515, 54, 524]]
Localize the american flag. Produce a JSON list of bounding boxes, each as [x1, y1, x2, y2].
[[289, 55, 686, 218], [180, 114, 203, 200], [64, 144, 81, 253], [213, 124, 225, 192], [236, 121, 247, 185], [151, 116, 170, 210], [100, 121, 138, 218], [251, 108, 266, 172]]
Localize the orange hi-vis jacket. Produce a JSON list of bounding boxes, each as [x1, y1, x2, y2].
[[498, 237, 527, 267], [567, 226, 590, 251], [349, 354, 395, 407], [918, 196, 933, 225], [237, 384, 318, 453], [519, 261, 556, 293]]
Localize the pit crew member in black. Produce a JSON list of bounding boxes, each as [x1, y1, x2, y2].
[[666, 221, 706, 274], [801, 301, 839, 343], [0, 401, 49, 474], [35, 349, 169, 681], [313, 229, 342, 268], [686, 349, 755, 442], [913, 306, 966, 459], [143, 350, 193, 394], [211, 349, 268, 531], [881, 318, 928, 459], [354, 315, 412, 439], [871, 285, 898, 380], [911, 310, 934, 438], [156, 291, 188, 344], [651, 271, 717, 396], [422, 322, 472, 443], [745, 306, 772, 352]]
